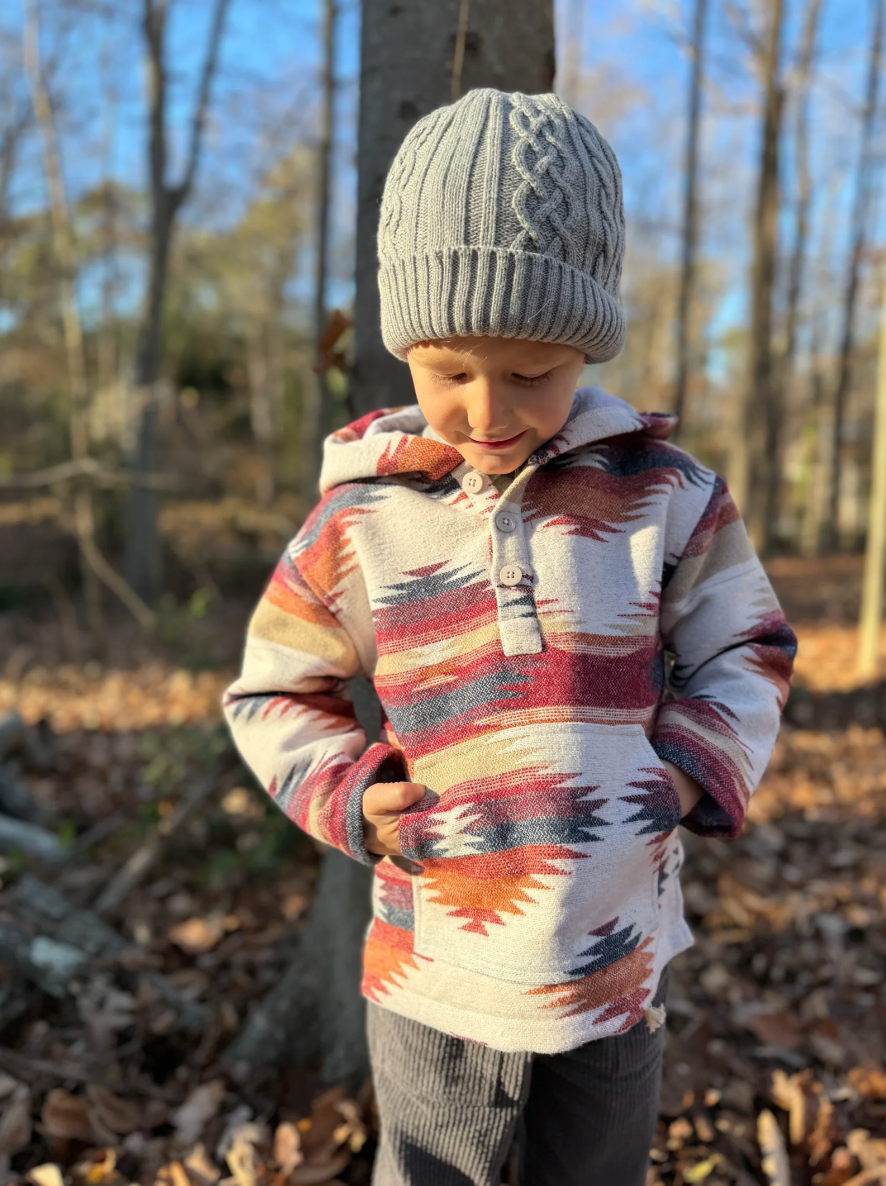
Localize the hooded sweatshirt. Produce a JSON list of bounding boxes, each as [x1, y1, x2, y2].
[[223, 386, 796, 1053]]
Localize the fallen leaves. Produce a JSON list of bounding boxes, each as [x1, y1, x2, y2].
[[168, 916, 226, 955], [757, 1110, 791, 1186], [1, 578, 885, 1186], [170, 1081, 226, 1148], [0, 1083, 32, 1155], [42, 1088, 98, 1143]]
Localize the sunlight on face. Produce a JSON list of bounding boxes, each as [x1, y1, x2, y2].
[[406, 336, 586, 474]]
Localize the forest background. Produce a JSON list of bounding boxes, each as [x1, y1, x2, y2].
[[1, 2, 886, 1186]]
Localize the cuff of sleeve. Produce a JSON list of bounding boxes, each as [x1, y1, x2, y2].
[[650, 737, 743, 839], [342, 743, 407, 867]]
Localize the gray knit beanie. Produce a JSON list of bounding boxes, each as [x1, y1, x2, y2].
[[377, 88, 626, 363]]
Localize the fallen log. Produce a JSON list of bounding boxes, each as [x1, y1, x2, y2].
[[5, 875, 208, 1033], [0, 924, 89, 998], [0, 815, 64, 863], [0, 766, 51, 826], [0, 713, 25, 763]]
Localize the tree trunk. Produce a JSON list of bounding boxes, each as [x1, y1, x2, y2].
[[857, 272, 886, 679], [673, 0, 708, 437], [127, 203, 173, 605], [126, 0, 230, 605], [247, 330, 275, 506], [223, 677, 378, 1087], [560, 0, 585, 108], [824, 0, 884, 554], [741, 0, 785, 551], [776, 0, 822, 497], [351, 0, 556, 417], [302, 0, 338, 510], [230, 0, 556, 1089]]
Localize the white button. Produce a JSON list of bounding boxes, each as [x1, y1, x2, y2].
[[495, 511, 517, 533], [461, 471, 485, 493], [499, 564, 523, 586]]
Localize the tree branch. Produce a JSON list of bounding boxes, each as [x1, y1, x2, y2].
[[0, 457, 181, 491], [171, 0, 231, 209]]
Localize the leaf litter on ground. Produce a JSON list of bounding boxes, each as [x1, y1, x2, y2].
[[0, 560, 884, 1184]]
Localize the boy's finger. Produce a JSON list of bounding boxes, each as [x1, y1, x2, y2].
[[363, 780, 427, 815]]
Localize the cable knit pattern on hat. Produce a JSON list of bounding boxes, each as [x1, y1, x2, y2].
[[377, 88, 627, 363]]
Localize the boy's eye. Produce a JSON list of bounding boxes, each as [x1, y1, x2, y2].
[[513, 370, 553, 386], [430, 372, 466, 385]]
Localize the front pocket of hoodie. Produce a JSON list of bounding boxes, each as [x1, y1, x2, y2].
[[407, 722, 683, 985]]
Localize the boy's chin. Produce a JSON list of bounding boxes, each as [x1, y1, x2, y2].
[[460, 445, 531, 472]]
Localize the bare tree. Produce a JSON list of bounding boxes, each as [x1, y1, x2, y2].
[[351, 0, 556, 416], [760, 0, 825, 549], [858, 267, 886, 678], [673, 0, 709, 436], [301, 0, 338, 509], [23, 0, 154, 636], [126, 0, 230, 605], [561, 0, 585, 109], [823, 0, 884, 553], [740, 0, 785, 552]]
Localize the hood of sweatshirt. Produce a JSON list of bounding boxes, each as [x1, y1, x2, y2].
[[318, 386, 677, 495]]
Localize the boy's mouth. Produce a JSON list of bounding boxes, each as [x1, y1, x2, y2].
[[469, 430, 526, 449]]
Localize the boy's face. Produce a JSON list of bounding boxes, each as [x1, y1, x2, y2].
[[407, 336, 585, 474]]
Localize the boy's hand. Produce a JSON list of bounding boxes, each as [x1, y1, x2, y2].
[[363, 781, 428, 857], [662, 760, 704, 819]]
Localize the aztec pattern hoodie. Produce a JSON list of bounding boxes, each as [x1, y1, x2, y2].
[[223, 386, 796, 1053]]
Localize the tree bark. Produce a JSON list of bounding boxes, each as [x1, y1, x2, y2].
[[741, 0, 785, 551], [673, 0, 709, 437], [247, 330, 276, 506], [223, 677, 378, 1087], [126, 0, 230, 605], [233, 0, 556, 1089], [823, 0, 884, 554], [302, 0, 338, 510], [351, 0, 556, 417], [857, 272, 886, 678]]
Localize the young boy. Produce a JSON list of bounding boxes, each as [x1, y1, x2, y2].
[[224, 89, 796, 1186]]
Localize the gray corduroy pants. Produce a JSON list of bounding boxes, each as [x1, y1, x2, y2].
[[367, 966, 669, 1186]]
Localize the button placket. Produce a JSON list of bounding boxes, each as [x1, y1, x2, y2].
[[488, 476, 542, 653]]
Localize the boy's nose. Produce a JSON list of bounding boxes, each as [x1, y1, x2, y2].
[[465, 379, 512, 436]]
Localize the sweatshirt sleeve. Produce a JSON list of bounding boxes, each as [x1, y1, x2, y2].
[[223, 543, 405, 866], [650, 476, 797, 839]]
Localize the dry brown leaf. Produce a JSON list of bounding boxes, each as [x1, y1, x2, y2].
[[71, 1147, 120, 1185], [757, 1109, 791, 1186], [42, 1088, 99, 1143], [847, 1065, 886, 1101], [288, 1151, 350, 1186], [170, 1080, 226, 1147], [808, 1018, 847, 1066], [224, 1131, 257, 1186], [154, 1162, 191, 1186], [744, 1011, 803, 1051], [168, 915, 226, 954], [26, 1165, 65, 1186], [272, 1122, 303, 1175], [298, 1087, 348, 1163], [846, 1129, 886, 1171], [183, 1143, 221, 1185], [86, 1084, 141, 1136], [0, 1084, 32, 1156]]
